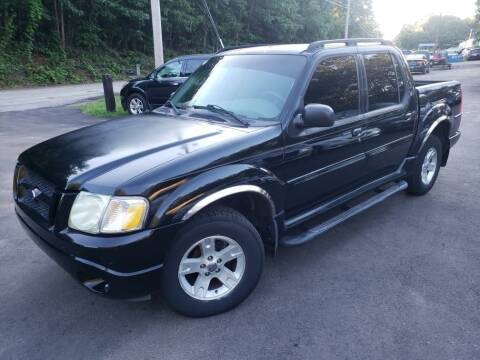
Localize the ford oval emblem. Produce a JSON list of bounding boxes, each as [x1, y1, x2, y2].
[[31, 188, 42, 200]]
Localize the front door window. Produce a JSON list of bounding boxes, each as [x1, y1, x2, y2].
[[156, 61, 182, 79], [304, 55, 360, 119]]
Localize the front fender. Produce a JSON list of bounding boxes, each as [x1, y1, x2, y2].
[[148, 164, 285, 228]]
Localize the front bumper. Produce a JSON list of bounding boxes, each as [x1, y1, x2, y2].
[[16, 204, 180, 299]]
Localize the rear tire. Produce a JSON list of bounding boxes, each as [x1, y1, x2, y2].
[[160, 206, 264, 317], [406, 135, 442, 196]]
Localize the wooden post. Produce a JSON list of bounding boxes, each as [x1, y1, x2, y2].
[[102, 75, 116, 112]]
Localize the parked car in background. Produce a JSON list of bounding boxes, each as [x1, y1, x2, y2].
[[414, 50, 432, 63], [14, 39, 462, 317], [406, 53, 430, 74], [431, 50, 448, 66], [120, 54, 211, 115], [431, 50, 452, 69], [464, 47, 480, 61]]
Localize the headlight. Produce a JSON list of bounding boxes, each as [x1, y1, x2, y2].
[[68, 192, 149, 234], [101, 197, 149, 233]]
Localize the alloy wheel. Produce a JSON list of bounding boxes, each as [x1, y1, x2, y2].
[[129, 97, 144, 114], [178, 235, 246, 301], [421, 147, 438, 185]]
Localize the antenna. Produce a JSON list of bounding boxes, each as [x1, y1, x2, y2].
[[200, 0, 224, 49]]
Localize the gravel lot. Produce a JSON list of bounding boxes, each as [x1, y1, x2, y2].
[[0, 61, 479, 360]]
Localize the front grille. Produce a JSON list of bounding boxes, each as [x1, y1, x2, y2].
[[15, 165, 58, 224]]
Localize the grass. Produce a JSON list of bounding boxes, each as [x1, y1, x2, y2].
[[79, 96, 128, 118]]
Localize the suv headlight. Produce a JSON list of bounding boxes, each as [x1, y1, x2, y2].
[[68, 191, 149, 234]]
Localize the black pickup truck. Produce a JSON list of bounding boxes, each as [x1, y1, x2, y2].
[[14, 39, 462, 317]]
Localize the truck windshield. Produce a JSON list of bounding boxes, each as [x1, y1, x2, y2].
[[170, 54, 306, 123]]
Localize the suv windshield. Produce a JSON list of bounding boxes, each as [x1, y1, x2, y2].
[[170, 54, 306, 123]]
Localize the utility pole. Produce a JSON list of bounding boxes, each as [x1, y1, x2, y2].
[[344, 0, 351, 38], [150, 0, 164, 67]]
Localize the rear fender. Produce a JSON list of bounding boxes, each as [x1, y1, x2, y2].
[[409, 101, 452, 156], [418, 115, 451, 154]]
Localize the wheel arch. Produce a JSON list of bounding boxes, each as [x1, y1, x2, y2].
[[149, 164, 285, 253], [127, 87, 148, 99], [419, 116, 451, 166], [127, 89, 150, 110]]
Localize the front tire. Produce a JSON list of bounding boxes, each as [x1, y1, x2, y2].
[[160, 206, 264, 317], [127, 93, 147, 115], [406, 135, 442, 195]]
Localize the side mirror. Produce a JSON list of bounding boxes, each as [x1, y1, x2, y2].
[[296, 104, 336, 129]]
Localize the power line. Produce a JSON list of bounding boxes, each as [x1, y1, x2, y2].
[[200, 0, 224, 49]]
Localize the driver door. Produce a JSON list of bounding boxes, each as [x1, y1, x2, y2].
[[148, 60, 186, 107], [279, 54, 369, 214]]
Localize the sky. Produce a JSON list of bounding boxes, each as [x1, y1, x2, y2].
[[372, 0, 476, 39]]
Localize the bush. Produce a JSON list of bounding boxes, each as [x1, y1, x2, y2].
[[0, 47, 154, 88]]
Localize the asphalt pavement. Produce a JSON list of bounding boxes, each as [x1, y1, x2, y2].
[[0, 61, 479, 360], [0, 81, 126, 113]]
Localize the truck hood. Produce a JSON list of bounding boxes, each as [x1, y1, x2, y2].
[[19, 114, 258, 193]]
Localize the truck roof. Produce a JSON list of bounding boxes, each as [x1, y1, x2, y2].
[[219, 38, 395, 56]]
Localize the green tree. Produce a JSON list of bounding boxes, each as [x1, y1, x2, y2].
[[0, 0, 382, 87], [395, 15, 470, 49]]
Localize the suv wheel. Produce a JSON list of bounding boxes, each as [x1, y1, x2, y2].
[[160, 206, 264, 317], [127, 93, 147, 115], [406, 134, 442, 195]]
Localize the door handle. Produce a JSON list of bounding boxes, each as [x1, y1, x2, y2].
[[297, 146, 313, 157], [352, 128, 363, 137]]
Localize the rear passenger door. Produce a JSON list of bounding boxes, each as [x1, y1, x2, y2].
[[358, 51, 416, 179]]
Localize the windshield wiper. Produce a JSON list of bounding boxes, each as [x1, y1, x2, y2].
[[193, 104, 249, 127], [164, 99, 180, 115]]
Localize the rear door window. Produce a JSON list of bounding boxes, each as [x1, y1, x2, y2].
[[304, 55, 359, 119], [183, 59, 207, 76], [363, 53, 400, 110]]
